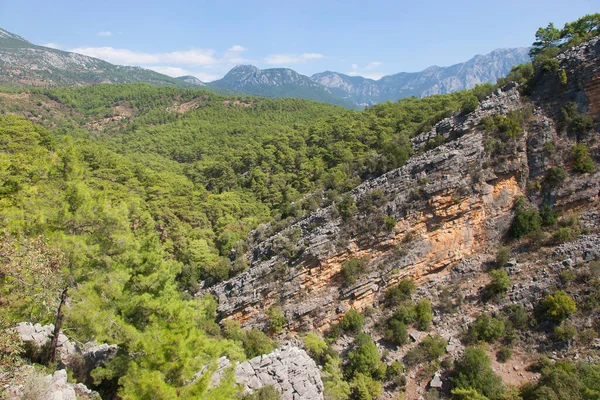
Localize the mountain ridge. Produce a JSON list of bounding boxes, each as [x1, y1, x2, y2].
[[0, 27, 200, 88]]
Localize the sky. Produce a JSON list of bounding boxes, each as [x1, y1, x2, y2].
[[0, 0, 597, 82]]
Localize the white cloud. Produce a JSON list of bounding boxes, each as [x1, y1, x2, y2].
[[228, 45, 246, 52], [42, 42, 61, 49], [347, 61, 385, 80], [70, 46, 218, 66], [96, 31, 113, 37], [264, 52, 324, 65], [146, 66, 220, 82]]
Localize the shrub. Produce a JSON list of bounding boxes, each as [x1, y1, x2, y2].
[[241, 385, 281, 400], [495, 246, 510, 268], [337, 194, 357, 221], [393, 301, 417, 325], [243, 329, 276, 358], [384, 319, 408, 346], [484, 269, 511, 300], [452, 347, 505, 400], [553, 322, 577, 342], [303, 332, 328, 363], [571, 114, 595, 135], [340, 258, 364, 287], [540, 205, 558, 226], [460, 94, 479, 114], [403, 334, 447, 367], [465, 314, 505, 343], [267, 306, 286, 333], [546, 166, 568, 185], [539, 291, 577, 323], [421, 334, 447, 359], [386, 361, 404, 378], [348, 334, 383, 378], [552, 227, 574, 244], [415, 299, 433, 331], [572, 143, 595, 173], [385, 278, 416, 306], [383, 216, 396, 232], [509, 206, 541, 238], [351, 373, 383, 400], [497, 347, 513, 363], [342, 309, 364, 334], [506, 304, 530, 330]]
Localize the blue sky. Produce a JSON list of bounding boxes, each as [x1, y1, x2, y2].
[[0, 0, 596, 81]]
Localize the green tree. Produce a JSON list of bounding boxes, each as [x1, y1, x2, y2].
[[348, 334, 383, 378], [452, 347, 504, 400], [530, 23, 561, 57], [539, 291, 577, 323], [341, 309, 364, 334]]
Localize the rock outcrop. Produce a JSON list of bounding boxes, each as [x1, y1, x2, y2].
[[15, 322, 118, 373], [210, 345, 324, 400], [5, 369, 98, 400]]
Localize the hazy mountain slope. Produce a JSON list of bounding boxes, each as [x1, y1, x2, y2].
[[0, 27, 196, 88], [176, 75, 205, 86], [209, 65, 360, 109], [312, 47, 531, 105]]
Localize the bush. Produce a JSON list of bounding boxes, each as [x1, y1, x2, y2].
[[509, 206, 541, 238], [572, 143, 595, 173], [553, 322, 577, 342], [465, 314, 505, 343], [546, 166, 568, 186], [341, 309, 364, 334], [243, 329, 276, 358], [383, 216, 396, 232], [267, 306, 286, 333], [351, 373, 383, 400], [506, 304, 530, 330], [241, 385, 281, 400], [304, 332, 328, 362], [484, 269, 511, 300], [495, 246, 510, 268], [385, 278, 416, 306], [452, 347, 505, 400], [393, 301, 417, 325], [460, 94, 479, 114], [552, 227, 574, 244], [348, 334, 383, 378], [337, 194, 357, 221], [340, 258, 364, 287], [384, 319, 408, 346], [540, 205, 559, 226], [386, 361, 404, 378], [415, 299, 433, 331], [497, 347, 513, 363], [539, 291, 577, 323], [403, 334, 447, 367]]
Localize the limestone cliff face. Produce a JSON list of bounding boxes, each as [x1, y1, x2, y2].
[[202, 40, 600, 333]]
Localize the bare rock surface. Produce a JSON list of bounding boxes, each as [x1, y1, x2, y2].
[[211, 345, 324, 400]]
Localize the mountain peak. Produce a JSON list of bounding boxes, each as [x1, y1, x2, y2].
[[0, 27, 30, 44]]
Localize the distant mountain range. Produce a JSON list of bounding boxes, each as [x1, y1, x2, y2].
[[210, 65, 356, 108], [311, 48, 531, 106], [0, 26, 530, 108], [208, 48, 530, 107]]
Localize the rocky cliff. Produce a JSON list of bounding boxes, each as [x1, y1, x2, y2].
[[199, 37, 600, 398], [206, 38, 599, 334]]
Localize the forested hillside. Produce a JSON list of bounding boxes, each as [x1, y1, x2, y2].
[[0, 78, 482, 398], [1, 13, 600, 400]]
